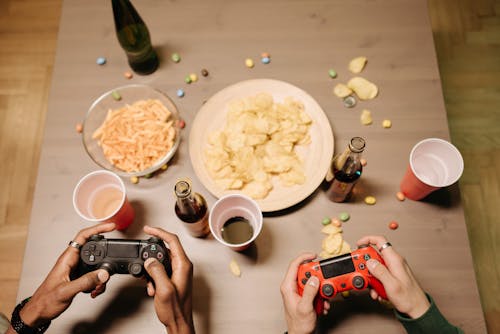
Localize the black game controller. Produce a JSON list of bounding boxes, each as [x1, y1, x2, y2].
[[73, 235, 172, 279]]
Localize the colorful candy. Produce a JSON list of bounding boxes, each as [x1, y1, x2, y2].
[[245, 58, 254, 68], [130, 176, 139, 184], [75, 123, 83, 133], [339, 212, 350, 222], [396, 191, 406, 201], [389, 221, 399, 230], [201, 68, 209, 77], [328, 69, 337, 78], [111, 90, 121, 101], [96, 57, 106, 65], [171, 53, 181, 63], [360, 158, 367, 167], [322, 217, 332, 225], [189, 73, 198, 82], [364, 196, 377, 205], [176, 89, 185, 98], [261, 56, 271, 64], [382, 119, 392, 128], [124, 71, 133, 79]]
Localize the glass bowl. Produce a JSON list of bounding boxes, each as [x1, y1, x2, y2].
[[82, 84, 181, 177]]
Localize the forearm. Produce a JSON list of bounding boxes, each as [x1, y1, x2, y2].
[[396, 293, 463, 334]]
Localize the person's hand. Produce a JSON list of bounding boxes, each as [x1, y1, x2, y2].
[[357, 235, 431, 319], [16, 222, 116, 328], [143, 226, 194, 334], [280, 253, 331, 334]]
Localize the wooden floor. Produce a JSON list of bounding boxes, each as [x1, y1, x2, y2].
[[0, 0, 498, 332]]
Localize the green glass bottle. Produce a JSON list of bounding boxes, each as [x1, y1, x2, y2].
[[112, 0, 159, 75]]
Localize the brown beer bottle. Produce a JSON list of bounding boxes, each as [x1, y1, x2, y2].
[[325, 137, 365, 202], [174, 179, 210, 237]]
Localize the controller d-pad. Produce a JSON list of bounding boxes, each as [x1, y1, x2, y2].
[[322, 284, 334, 297], [352, 276, 365, 289]]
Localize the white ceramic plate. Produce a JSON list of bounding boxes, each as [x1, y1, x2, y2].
[[189, 79, 334, 212]]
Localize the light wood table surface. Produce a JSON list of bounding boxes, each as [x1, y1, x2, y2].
[[16, 0, 487, 333]]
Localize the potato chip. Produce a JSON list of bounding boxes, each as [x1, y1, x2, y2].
[[348, 56, 368, 74], [360, 109, 373, 125], [204, 93, 312, 199], [229, 259, 241, 277], [333, 83, 353, 98], [347, 77, 378, 100], [322, 233, 343, 254], [321, 224, 342, 235]]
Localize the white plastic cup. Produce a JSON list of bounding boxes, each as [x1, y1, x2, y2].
[[209, 194, 263, 251], [73, 170, 135, 230], [400, 138, 464, 200]]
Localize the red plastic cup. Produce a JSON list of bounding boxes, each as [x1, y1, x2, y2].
[[73, 170, 135, 230], [400, 138, 464, 200]]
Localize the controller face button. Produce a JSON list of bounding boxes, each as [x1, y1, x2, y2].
[[305, 271, 311, 278], [142, 252, 149, 259], [95, 250, 101, 256], [301, 278, 308, 285], [359, 263, 365, 270], [89, 255, 95, 262], [157, 252, 164, 260], [352, 276, 365, 289], [151, 245, 157, 251], [83, 250, 90, 256], [322, 284, 334, 297], [364, 254, 371, 261]]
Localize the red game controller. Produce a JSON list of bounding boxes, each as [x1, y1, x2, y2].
[[297, 245, 387, 314]]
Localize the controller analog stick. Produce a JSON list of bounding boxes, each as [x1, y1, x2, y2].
[[322, 284, 335, 297], [352, 276, 365, 289], [129, 263, 143, 276]]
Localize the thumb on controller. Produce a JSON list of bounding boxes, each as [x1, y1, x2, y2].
[[298, 276, 320, 313], [64, 269, 109, 299], [366, 259, 396, 292]]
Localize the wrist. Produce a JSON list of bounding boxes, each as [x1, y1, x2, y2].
[[405, 293, 431, 319], [11, 297, 51, 333]]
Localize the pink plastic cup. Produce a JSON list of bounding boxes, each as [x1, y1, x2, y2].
[[209, 194, 263, 252], [73, 170, 135, 230], [400, 138, 464, 200]]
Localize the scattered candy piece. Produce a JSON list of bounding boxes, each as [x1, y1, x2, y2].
[[382, 119, 392, 128], [229, 259, 241, 277], [185, 75, 192, 84], [328, 68, 337, 78], [389, 221, 399, 230], [75, 123, 83, 133], [364, 196, 377, 205], [343, 96, 356, 108], [161, 164, 168, 171], [130, 176, 139, 184], [111, 90, 121, 101], [124, 71, 133, 79], [322, 224, 342, 235], [171, 53, 181, 63], [339, 212, 350, 222], [245, 58, 254, 68], [189, 73, 198, 82], [360, 158, 367, 167], [331, 218, 342, 227], [360, 109, 373, 125], [96, 57, 106, 65], [322, 217, 332, 225], [396, 192, 405, 201], [176, 89, 185, 98], [261, 56, 271, 64], [178, 119, 186, 129], [144, 173, 153, 179], [341, 291, 350, 298], [261, 52, 270, 58], [201, 68, 209, 77]]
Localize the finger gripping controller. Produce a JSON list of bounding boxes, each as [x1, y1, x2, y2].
[[297, 245, 387, 314], [74, 235, 172, 279]]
